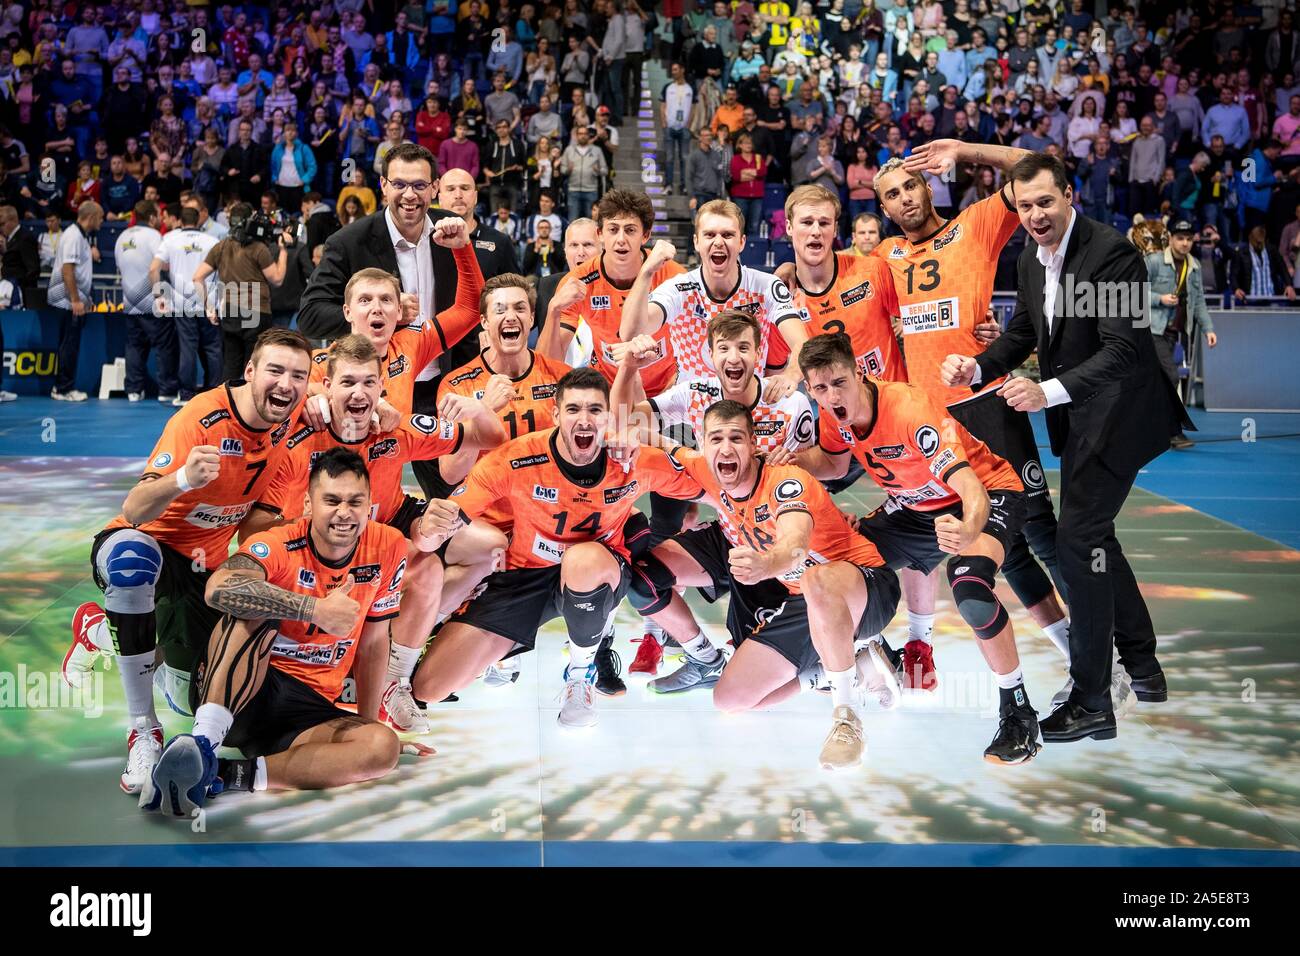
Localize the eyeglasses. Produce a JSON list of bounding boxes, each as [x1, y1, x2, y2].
[[387, 180, 432, 193]]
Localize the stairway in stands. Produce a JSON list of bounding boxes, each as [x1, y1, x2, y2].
[[622, 59, 695, 264]]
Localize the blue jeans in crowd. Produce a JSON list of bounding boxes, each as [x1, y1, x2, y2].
[[568, 190, 598, 222], [664, 127, 690, 191], [737, 196, 764, 236], [175, 314, 223, 400], [125, 312, 180, 397]]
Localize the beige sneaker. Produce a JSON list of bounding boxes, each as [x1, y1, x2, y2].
[[819, 705, 867, 770]]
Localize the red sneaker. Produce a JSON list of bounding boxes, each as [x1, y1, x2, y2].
[[902, 639, 938, 691], [628, 635, 664, 676], [64, 602, 108, 688]]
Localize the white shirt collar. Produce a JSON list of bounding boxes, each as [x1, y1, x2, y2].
[[1036, 208, 1077, 270], [385, 206, 432, 249]]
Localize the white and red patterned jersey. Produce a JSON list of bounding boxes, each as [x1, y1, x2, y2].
[[646, 266, 802, 379], [648, 375, 816, 455]]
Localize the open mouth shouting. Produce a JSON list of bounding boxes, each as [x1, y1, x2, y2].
[[715, 454, 741, 482], [499, 318, 524, 346], [344, 394, 373, 420], [707, 248, 730, 269], [831, 403, 849, 422], [263, 389, 296, 419], [571, 424, 598, 455], [721, 362, 747, 388]]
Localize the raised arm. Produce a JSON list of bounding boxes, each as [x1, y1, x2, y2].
[[619, 239, 676, 340], [535, 274, 584, 362]]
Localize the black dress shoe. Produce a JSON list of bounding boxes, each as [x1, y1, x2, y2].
[[1040, 701, 1117, 742], [1128, 669, 1167, 702], [984, 703, 1042, 765]]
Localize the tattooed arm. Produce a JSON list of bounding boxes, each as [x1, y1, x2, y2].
[[205, 554, 317, 622]]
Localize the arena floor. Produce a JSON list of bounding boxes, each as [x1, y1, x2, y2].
[[0, 401, 1297, 866]]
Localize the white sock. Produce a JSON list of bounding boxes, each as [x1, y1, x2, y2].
[[644, 619, 666, 644], [88, 616, 113, 651], [681, 629, 720, 664], [907, 611, 934, 645], [995, 667, 1024, 690], [1043, 618, 1071, 661], [118, 652, 158, 727], [386, 642, 422, 684], [192, 702, 234, 749], [568, 641, 598, 674], [253, 756, 269, 792], [827, 665, 860, 709]]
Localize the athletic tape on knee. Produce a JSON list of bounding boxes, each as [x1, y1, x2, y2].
[[947, 556, 1008, 641], [97, 529, 163, 614], [561, 583, 615, 648], [628, 553, 677, 615]]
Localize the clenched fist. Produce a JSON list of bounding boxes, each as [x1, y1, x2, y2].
[[182, 445, 221, 490], [311, 581, 363, 636]]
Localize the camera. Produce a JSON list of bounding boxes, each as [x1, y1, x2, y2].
[[231, 208, 305, 247]]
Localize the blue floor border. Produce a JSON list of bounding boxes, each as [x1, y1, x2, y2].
[[3, 841, 1297, 867]]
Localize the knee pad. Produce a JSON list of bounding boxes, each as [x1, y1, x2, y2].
[[947, 556, 1008, 640], [96, 529, 163, 615], [624, 510, 653, 559], [628, 553, 677, 615], [560, 583, 615, 648], [999, 535, 1054, 611]]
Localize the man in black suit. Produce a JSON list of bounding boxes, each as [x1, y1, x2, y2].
[[222, 120, 269, 205], [942, 153, 1190, 743], [0, 203, 38, 400]]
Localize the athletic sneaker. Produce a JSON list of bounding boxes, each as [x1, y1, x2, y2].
[[139, 734, 218, 815], [819, 705, 867, 770], [0, 390, 16, 402], [379, 680, 430, 733], [63, 602, 108, 688], [120, 717, 164, 794], [483, 658, 522, 687], [628, 634, 664, 676], [902, 639, 938, 691], [51, 388, 88, 402], [127, 392, 143, 402], [172, 396, 189, 407], [984, 703, 1041, 765], [863, 639, 902, 711], [558, 664, 597, 728], [593, 636, 626, 696], [157, 394, 177, 403], [648, 652, 725, 694]]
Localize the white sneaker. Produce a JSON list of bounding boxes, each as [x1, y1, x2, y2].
[[127, 392, 143, 402], [380, 680, 430, 733], [1111, 667, 1136, 719], [121, 717, 164, 794], [862, 639, 902, 711], [172, 396, 189, 407], [157, 394, 177, 403], [51, 388, 88, 402], [557, 666, 597, 729], [0, 390, 16, 402], [483, 657, 522, 687]]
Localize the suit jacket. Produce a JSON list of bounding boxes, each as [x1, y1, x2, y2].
[[296, 208, 461, 343], [1, 225, 40, 298], [975, 212, 1193, 478]]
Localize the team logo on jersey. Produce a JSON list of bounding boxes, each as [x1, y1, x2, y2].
[[689, 380, 721, 397], [510, 453, 550, 469], [736, 302, 763, 317], [754, 419, 783, 437], [200, 409, 232, 429], [296, 568, 316, 589], [754, 503, 771, 523], [838, 427, 855, 444], [219, 438, 244, 456], [351, 563, 382, 585], [287, 425, 315, 448], [693, 302, 708, 319], [408, 414, 456, 441], [388, 354, 409, 378], [604, 481, 639, 504], [475, 239, 497, 252], [932, 224, 962, 252], [857, 348, 885, 377], [900, 298, 959, 334], [915, 425, 941, 458], [871, 443, 905, 460], [312, 351, 330, 365], [531, 383, 558, 400], [250, 541, 271, 559], [791, 411, 814, 445], [1022, 460, 1045, 490], [929, 447, 958, 477], [285, 537, 308, 552], [675, 280, 699, 292], [532, 484, 559, 502], [271, 419, 292, 445], [389, 558, 406, 592], [369, 438, 399, 461], [839, 280, 873, 308], [448, 366, 484, 388], [184, 501, 251, 529], [889, 245, 906, 258], [151, 452, 173, 469], [774, 478, 804, 502], [771, 278, 793, 303], [590, 295, 611, 310]]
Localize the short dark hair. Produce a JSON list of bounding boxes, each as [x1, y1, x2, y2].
[[250, 327, 313, 366], [555, 367, 611, 405], [133, 200, 158, 221], [178, 206, 199, 227], [596, 188, 655, 232], [1009, 152, 1071, 196], [798, 333, 857, 375], [380, 142, 435, 180], [702, 399, 754, 435], [309, 447, 371, 488]]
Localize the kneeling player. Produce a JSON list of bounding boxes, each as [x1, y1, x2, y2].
[[633, 401, 900, 769], [410, 368, 703, 729], [140, 448, 452, 815], [795, 333, 1042, 765]]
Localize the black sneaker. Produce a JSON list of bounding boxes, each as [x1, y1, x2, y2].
[[984, 703, 1041, 765], [594, 635, 626, 697]]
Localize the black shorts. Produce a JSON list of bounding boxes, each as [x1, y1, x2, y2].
[[948, 390, 1053, 516], [857, 489, 1027, 574], [447, 548, 632, 651], [90, 527, 217, 671], [675, 522, 901, 672], [224, 651, 357, 758], [386, 493, 429, 539]]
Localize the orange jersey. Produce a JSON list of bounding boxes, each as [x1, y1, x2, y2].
[[559, 254, 686, 397], [675, 450, 884, 594], [105, 385, 297, 560], [451, 428, 703, 569], [872, 192, 1020, 405], [308, 246, 484, 417], [793, 253, 906, 382], [237, 518, 407, 702], [818, 379, 1022, 511], [260, 415, 464, 525], [437, 348, 572, 530]]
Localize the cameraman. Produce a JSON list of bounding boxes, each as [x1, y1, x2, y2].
[[190, 201, 291, 384]]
